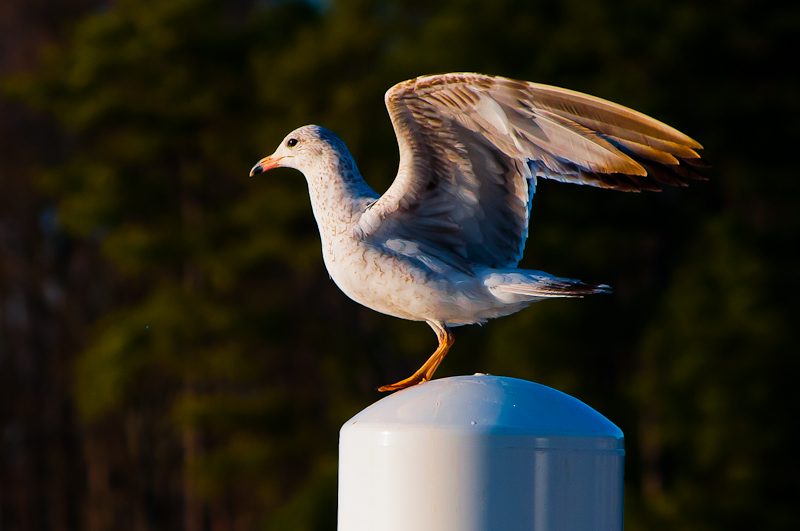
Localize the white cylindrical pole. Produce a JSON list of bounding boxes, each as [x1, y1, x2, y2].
[[338, 375, 624, 531]]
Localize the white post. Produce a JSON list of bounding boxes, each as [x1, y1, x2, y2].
[[338, 375, 624, 531]]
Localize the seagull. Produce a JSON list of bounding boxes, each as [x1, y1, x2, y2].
[[250, 73, 705, 392]]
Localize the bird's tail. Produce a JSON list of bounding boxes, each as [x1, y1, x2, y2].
[[484, 270, 610, 302]]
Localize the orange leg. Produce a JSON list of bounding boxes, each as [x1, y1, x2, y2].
[[378, 322, 454, 392]]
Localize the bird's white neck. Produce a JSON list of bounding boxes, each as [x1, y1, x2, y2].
[[303, 156, 379, 246]]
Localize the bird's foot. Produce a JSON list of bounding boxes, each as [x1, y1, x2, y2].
[[377, 373, 429, 392], [378, 322, 453, 392]]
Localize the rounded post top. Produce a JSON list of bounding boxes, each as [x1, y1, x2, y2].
[[339, 375, 625, 530], [344, 375, 623, 444]]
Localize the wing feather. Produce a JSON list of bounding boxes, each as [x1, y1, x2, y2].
[[359, 73, 706, 271]]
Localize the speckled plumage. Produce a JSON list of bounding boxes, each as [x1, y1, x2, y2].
[[251, 73, 705, 391]]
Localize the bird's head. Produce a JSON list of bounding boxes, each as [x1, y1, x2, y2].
[[250, 125, 351, 177]]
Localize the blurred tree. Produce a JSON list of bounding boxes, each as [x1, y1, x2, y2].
[[2, 0, 798, 530], [6, 0, 355, 529], [1, 1, 111, 530]]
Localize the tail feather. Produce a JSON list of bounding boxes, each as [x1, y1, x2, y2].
[[492, 280, 610, 298], [486, 271, 610, 300]]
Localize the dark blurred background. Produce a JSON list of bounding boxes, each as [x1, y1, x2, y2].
[[0, 0, 797, 529]]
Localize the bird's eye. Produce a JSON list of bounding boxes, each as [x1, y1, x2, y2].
[[287, 138, 298, 147]]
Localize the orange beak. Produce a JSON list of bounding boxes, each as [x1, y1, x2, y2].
[[250, 155, 285, 176]]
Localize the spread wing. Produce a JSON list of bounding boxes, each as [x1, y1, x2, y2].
[[358, 73, 706, 273]]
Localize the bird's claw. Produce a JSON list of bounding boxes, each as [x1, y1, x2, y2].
[[378, 374, 429, 393]]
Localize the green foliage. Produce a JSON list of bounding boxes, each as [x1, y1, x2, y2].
[[634, 217, 797, 530], [3, 0, 797, 529]]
